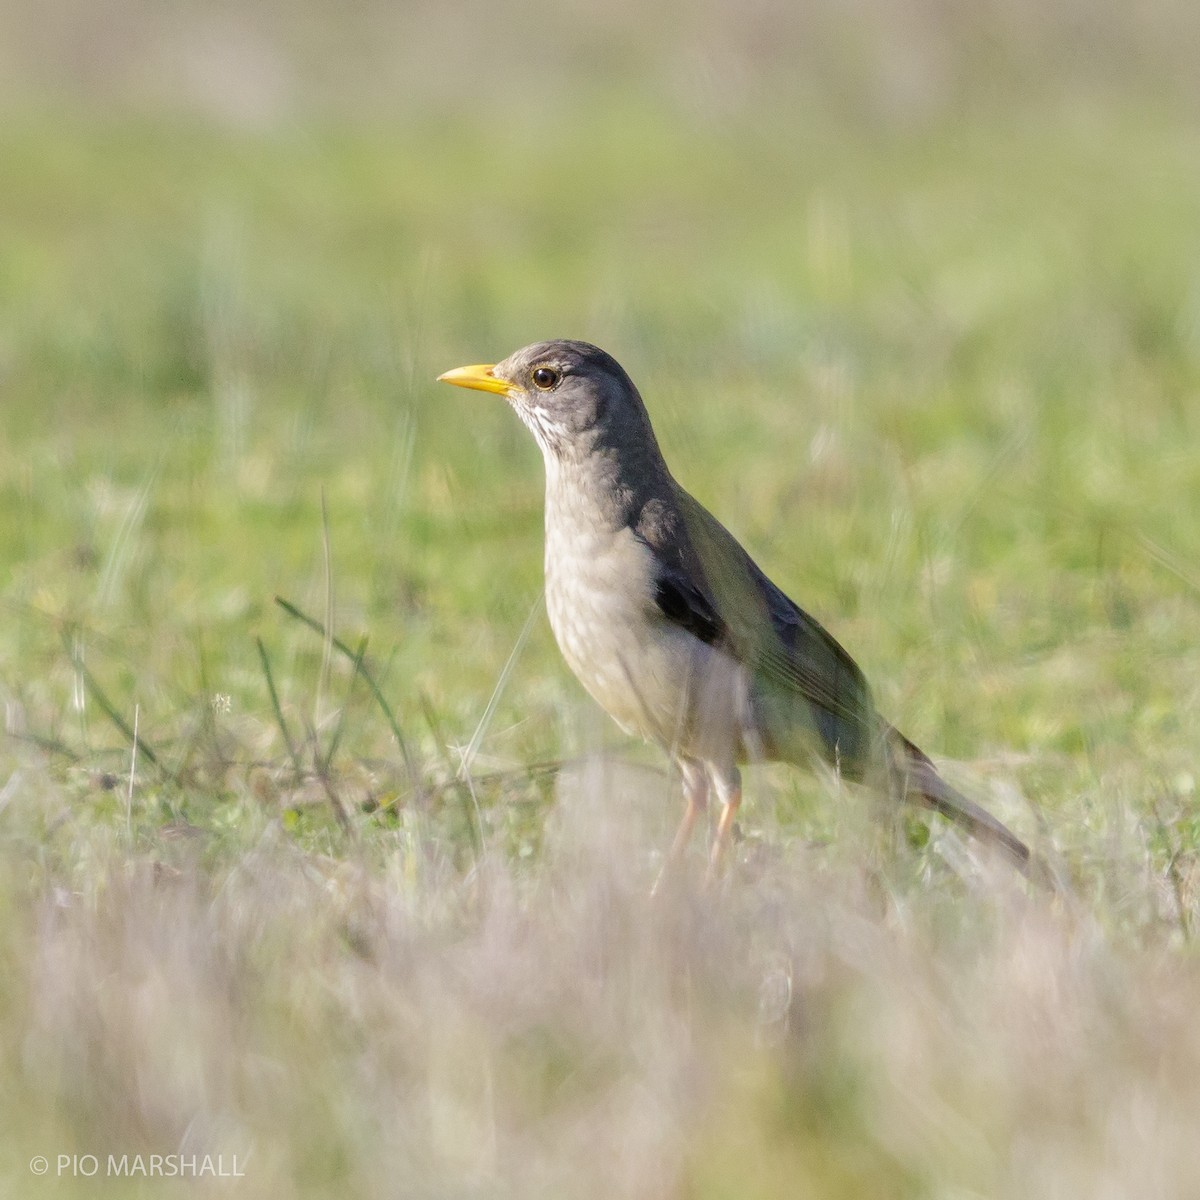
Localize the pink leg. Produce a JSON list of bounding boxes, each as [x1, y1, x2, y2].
[[706, 767, 742, 885], [651, 761, 708, 897]]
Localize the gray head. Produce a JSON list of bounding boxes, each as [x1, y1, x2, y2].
[[438, 339, 662, 465]]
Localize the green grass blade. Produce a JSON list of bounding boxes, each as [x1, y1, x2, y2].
[[274, 594, 420, 791], [256, 636, 304, 780]]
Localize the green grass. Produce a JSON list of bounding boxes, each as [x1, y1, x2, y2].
[[2, 87, 1200, 1197]]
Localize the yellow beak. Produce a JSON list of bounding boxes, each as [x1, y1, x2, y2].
[[436, 363, 511, 396]]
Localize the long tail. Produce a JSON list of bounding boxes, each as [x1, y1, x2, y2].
[[886, 727, 1053, 888]]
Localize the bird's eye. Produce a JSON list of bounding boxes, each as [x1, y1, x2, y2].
[[532, 366, 560, 390]]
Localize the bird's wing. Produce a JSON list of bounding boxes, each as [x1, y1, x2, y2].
[[634, 487, 876, 767], [637, 489, 1050, 881]]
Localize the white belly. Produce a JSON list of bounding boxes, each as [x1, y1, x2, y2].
[[544, 522, 747, 766]]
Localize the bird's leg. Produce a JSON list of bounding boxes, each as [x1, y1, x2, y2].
[[650, 760, 708, 897], [706, 767, 742, 885]]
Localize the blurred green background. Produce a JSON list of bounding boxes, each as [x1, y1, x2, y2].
[[4, 0, 1199, 831], [2, 1, 1200, 1195]]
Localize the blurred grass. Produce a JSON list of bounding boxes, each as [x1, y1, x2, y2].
[[2, 4, 1200, 1194], [4, 106, 1199, 807]]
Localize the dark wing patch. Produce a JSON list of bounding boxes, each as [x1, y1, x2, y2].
[[653, 573, 726, 647]]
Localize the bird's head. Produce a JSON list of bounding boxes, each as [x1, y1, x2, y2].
[[438, 339, 659, 463]]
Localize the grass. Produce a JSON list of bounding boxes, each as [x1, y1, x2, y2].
[[2, 63, 1200, 1197]]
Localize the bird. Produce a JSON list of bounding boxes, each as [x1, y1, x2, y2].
[[438, 340, 1042, 887]]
